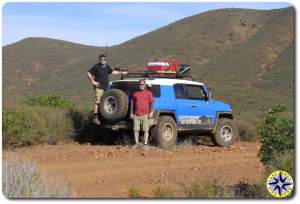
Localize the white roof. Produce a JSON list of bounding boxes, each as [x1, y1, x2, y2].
[[112, 78, 204, 86]]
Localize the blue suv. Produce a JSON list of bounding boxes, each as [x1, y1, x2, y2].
[[99, 78, 237, 148]]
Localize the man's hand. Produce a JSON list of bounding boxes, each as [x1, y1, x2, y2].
[[130, 114, 134, 119], [93, 81, 100, 87], [149, 111, 154, 118]]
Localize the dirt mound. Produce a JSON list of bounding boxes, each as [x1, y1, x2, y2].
[[4, 141, 265, 198]]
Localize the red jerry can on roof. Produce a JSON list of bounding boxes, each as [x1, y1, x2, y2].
[[147, 59, 181, 75]]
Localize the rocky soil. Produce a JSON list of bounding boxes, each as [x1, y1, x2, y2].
[[3, 141, 265, 198]]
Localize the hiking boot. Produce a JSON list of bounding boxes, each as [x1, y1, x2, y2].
[[92, 116, 101, 125]]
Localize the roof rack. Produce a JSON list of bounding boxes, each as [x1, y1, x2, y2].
[[121, 65, 193, 80], [121, 71, 182, 80]]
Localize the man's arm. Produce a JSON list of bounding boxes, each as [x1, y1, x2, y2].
[[87, 72, 99, 87], [149, 103, 154, 117], [149, 92, 155, 117]]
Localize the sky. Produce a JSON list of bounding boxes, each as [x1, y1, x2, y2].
[[2, 2, 292, 47]]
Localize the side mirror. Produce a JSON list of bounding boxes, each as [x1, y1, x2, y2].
[[202, 85, 210, 101], [204, 92, 209, 101]]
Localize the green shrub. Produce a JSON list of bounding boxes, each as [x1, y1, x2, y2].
[[3, 153, 74, 198], [67, 108, 96, 143], [128, 187, 142, 198], [257, 104, 294, 165], [3, 104, 73, 147], [25, 94, 72, 109], [67, 108, 117, 145], [152, 186, 174, 198], [3, 105, 38, 146], [266, 150, 295, 178], [38, 107, 73, 145], [231, 182, 269, 198], [181, 181, 268, 198], [181, 182, 233, 198]]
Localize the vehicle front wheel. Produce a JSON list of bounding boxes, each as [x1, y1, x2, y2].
[[211, 118, 237, 147], [151, 116, 177, 149]]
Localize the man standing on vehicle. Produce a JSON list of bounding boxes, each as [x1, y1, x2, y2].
[[87, 54, 119, 125], [130, 79, 154, 150]]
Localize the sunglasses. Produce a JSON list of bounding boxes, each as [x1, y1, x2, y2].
[[139, 83, 146, 86]]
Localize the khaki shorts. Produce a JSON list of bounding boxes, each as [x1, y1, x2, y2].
[[94, 88, 104, 104], [133, 114, 149, 132]]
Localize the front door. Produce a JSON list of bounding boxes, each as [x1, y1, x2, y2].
[[174, 84, 215, 129]]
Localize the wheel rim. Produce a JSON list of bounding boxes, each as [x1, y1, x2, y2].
[[162, 122, 173, 141], [220, 125, 233, 142], [104, 96, 118, 113]]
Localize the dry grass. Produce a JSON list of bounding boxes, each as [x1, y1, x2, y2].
[[2, 153, 75, 198]]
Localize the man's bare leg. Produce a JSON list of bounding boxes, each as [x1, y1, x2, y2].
[[132, 131, 140, 149], [93, 104, 98, 114], [134, 131, 139, 144], [143, 131, 149, 151], [143, 131, 149, 145], [92, 104, 100, 125]]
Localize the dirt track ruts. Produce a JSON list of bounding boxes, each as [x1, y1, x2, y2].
[[4, 141, 265, 198]]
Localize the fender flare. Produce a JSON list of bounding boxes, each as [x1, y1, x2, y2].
[[213, 112, 234, 133]]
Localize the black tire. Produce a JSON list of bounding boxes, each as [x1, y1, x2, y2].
[[211, 118, 237, 147], [99, 89, 128, 122], [151, 116, 177, 149]]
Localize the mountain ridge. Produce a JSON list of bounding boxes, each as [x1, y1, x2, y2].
[[3, 7, 295, 124]]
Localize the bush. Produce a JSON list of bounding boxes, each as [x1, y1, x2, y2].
[[24, 94, 72, 109], [181, 181, 269, 198], [128, 187, 142, 198], [39, 107, 73, 145], [181, 182, 233, 198], [152, 186, 174, 198], [3, 105, 38, 146], [68, 108, 118, 145], [257, 104, 294, 165], [3, 104, 73, 147], [3, 153, 74, 198], [266, 150, 295, 178], [67, 108, 97, 143]]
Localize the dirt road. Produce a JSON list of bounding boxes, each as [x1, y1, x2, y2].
[[4, 141, 265, 198]]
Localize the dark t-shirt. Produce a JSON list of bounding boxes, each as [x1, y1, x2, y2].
[[88, 63, 113, 90]]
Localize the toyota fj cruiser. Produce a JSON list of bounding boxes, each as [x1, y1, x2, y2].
[[98, 74, 237, 149]]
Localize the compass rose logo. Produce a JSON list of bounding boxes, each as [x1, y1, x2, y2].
[[266, 170, 293, 198]]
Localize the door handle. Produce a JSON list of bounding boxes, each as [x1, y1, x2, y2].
[[189, 104, 197, 107]]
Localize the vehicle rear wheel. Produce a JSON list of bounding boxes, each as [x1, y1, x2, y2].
[[151, 116, 177, 149], [99, 89, 128, 122], [211, 118, 237, 147]]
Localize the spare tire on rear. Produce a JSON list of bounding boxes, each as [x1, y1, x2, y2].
[[99, 89, 128, 122]]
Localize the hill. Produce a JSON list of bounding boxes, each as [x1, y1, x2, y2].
[[2, 7, 295, 125]]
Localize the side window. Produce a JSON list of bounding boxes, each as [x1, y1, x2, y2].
[[111, 81, 139, 96], [186, 85, 205, 100], [174, 84, 187, 99], [149, 85, 161, 98]]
